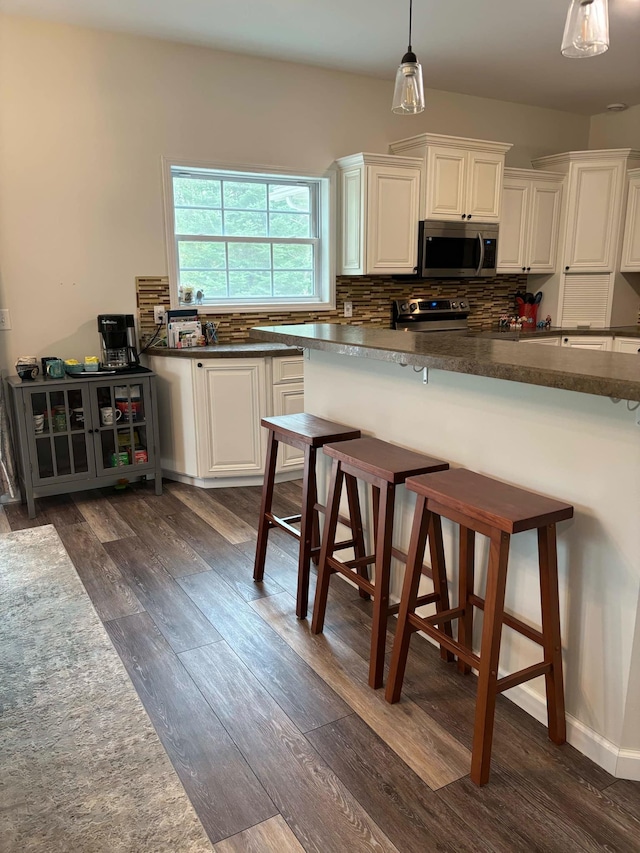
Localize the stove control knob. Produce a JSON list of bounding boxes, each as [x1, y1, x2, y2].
[[451, 301, 458, 309], [459, 301, 467, 310], [409, 302, 418, 312], [400, 302, 409, 312]]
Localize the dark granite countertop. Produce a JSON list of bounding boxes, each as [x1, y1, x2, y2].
[[475, 326, 640, 341], [250, 323, 640, 402], [144, 342, 303, 359]]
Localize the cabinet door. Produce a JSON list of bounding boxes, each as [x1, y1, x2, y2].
[[560, 273, 612, 328], [425, 147, 467, 220], [466, 150, 504, 222], [621, 178, 640, 271], [519, 336, 560, 346], [612, 337, 640, 354], [496, 180, 529, 272], [366, 164, 421, 273], [339, 166, 364, 274], [91, 378, 155, 477], [273, 382, 305, 472], [563, 161, 624, 272], [25, 383, 94, 485], [527, 181, 563, 273], [561, 335, 612, 350], [194, 360, 267, 477]]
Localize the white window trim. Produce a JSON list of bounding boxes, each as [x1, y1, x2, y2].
[[161, 156, 336, 313]]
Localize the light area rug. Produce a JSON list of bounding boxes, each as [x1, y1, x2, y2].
[[0, 525, 213, 852]]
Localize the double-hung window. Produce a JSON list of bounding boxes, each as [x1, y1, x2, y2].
[[164, 162, 334, 312]]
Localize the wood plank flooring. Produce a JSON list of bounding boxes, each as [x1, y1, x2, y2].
[[10, 481, 640, 852]]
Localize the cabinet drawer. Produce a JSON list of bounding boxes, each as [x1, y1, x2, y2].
[[272, 356, 304, 383]]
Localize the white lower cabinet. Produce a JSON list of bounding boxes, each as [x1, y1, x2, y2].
[[612, 337, 640, 354], [147, 354, 304, 485], [194, 360, 267, 477], [561, 336, 612, 351]]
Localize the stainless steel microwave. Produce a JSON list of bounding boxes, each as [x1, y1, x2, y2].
[[418, 220, 499, 278]]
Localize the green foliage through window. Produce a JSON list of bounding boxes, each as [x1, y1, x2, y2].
[[171, 168, 321, 304]]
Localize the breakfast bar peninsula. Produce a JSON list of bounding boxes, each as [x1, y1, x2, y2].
[[250, 322, 640, 781]]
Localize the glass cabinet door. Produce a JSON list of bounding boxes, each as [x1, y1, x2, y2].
[[91, 379, 154, 477], [26, 384, 93, 485]]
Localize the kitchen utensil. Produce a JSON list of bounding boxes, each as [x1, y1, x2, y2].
[[100, 407, 122, 426], [46, 359, 66, 379], [534, 292, 543, 305]]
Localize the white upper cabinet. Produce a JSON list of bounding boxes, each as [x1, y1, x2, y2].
[[389, 133, 512, 223], [336, 153, 422, 275], [621, 169, 640, 272], [532, 150, 640, 274], [497, 169, 563, 274]]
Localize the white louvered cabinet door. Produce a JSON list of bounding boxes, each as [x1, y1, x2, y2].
[[559, 273, 612, 329]]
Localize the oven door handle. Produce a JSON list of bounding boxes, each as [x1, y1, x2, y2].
[[475, 232, 485, 277]]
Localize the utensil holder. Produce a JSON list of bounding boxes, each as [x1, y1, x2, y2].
[[517, 303, 538, 328]]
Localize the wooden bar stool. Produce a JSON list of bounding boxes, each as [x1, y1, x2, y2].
[[311, 437, 449, 689], [253, 413, 361, 619], [385, 468, 574, 786]]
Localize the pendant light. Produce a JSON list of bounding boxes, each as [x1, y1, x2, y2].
[[392, 0, 425, 114], [561, 0, 609, 58]]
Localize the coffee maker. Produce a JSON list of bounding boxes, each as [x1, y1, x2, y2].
[[97, 314, 140, 370]]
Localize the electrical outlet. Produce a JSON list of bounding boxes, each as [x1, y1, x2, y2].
[[343, 301, 353, 318], [0, 309, 11, 330], [153, 305, 166, 325]]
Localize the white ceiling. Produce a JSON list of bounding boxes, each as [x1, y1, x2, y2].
[[3, 0, 640, 114]]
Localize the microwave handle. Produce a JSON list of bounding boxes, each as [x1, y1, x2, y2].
[[475, 232, 485, 276]]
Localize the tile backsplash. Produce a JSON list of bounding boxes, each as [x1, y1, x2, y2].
[[136, 274, 528, 345]]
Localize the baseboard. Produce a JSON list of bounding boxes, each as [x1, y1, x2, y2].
[[161, 469, 302, 489], [503, 679, 627, 777], [410, 622, 640, 781]]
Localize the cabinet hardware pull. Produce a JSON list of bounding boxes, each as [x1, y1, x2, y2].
[[467, 215, 472, 220], [197, 362, 203, 368], [461, 214, 466, 219], [565, 266, 570, 271]]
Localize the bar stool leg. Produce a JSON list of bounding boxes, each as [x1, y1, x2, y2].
[[369, 481, 396, 689], [428, 513, 455, 663], [296, 445, 317, 619], [386, 495, 431, 703], [311, 459, 344, 635], [254, 431, 279, 583], [538, 523, 566, 745], [471, 529, 510, 786], [310, 477, 320, 567], [345, 473, 369, 599], [457, 526, 476, 674]]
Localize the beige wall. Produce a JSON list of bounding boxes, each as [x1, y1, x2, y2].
[[0, 15, 590, 367], [589, 104, 640, 150]]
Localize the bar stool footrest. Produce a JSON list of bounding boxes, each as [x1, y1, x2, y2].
[[469, 594, 544, 645], [496, 661, 552, 693]]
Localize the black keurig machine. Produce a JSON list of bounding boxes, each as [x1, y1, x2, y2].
[[97, 314, 140, 370]]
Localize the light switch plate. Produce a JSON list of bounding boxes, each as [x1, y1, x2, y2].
[[343, 301, 353, 318], [0, 309, 11, 330], [153, 305, 166, 325]]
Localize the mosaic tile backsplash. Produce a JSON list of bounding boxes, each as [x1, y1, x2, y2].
[[136, 274, 529, 345]]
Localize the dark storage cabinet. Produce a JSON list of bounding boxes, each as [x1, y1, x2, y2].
[[7, 370, 162, 517]]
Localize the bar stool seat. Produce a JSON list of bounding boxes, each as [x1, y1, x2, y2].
[[253, 413, 361, 619], [311, 437, 449, 689], [386, 467, 574, 786]]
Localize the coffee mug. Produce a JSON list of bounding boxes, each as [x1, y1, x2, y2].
[[16, 363, 39, 381], [71, 407, 84, 428], [46, 359, 66, 379], [33, 414, 45, 434], [116, 400, 142, 422], [100, 407, 122, 426]]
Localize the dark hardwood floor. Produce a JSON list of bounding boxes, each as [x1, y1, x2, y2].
[[5, 483, 640, 852]]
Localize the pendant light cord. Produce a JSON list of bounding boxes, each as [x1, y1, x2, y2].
[[408, 0, 413, 51]]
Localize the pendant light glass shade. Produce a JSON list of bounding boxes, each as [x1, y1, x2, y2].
[[561, 0, 609, 58], [392, 0, 425, 114]]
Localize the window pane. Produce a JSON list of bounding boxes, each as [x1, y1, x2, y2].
[[223, 181, 267, 210], [173, 177, 221, 208], [180, 270, 228, 298], [273, 271, 313, 297], [228, 270, 272, 298], [269, 213, 310, 238], [178, 241, 226, 269], [269, 184, 310, 212], [273, 244, 313, 270], [227, 242, 270, 269], [175, 209, 223, 236], [224, 211, 267, 237]]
